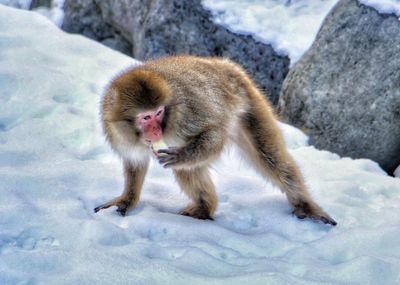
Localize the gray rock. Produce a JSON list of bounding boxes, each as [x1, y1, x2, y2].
[[278, 0, 400, 174], [62, 0, 289, 104], [62, 0, 132, 55], [30, 0, 51, 9]]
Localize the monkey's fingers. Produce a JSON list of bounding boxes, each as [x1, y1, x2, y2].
[[163, 161, 180, 168], [94, 197, 128, 215], [94, 203, 128, 216], [157, 148, 179, 155], [158, 155, 179, 168], [157, 149, 181, 166], [293, 208, 337, 226], [158, 154, 176, 164], [94, 202, 114, 213], [319, 215, 337, 226]]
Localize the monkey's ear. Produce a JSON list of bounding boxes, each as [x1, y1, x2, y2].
[[103, 88, 119, 112], [107, 88, 118, 108]]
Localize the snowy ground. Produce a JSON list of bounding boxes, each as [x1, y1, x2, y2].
[[1, 5, 400, 285]]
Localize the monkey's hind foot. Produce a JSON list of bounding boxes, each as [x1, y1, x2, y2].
[[292, 202, 337, 226], [94, 197, 133, 217], [179, 204, 214, 220]]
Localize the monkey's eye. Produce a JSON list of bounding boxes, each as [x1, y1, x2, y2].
[[124, 118, 134, 123], [156, 110, 163, 116], [143, 115, 151, 121]]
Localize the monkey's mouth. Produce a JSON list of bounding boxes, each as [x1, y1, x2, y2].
[[145, 139, 167, 157], [143, 139, 158, 157]]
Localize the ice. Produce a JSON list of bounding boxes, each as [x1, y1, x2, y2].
[[0, 5, 400, 285]]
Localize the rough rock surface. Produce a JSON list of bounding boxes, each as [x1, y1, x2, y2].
[[30, 0, 52, 9], [278, 0, 400, 174], [62, 0, 289, 104], [61, 0, 132, 55]]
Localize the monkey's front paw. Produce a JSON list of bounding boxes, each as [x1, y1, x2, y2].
[[94, 197, 132, 217], [179, 205, 214, 220], [292, 204, 337, 226], [157, 147, 185, 168]]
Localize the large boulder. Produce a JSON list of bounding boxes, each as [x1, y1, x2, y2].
[[61, 0, 132, 55], [278, 0, 400, 174], [62, 0, 289, 104]]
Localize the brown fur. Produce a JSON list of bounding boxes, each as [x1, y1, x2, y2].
[[96, 55, 336, 225], [174, 167, 217, 220], [94, 160, 148, 216]]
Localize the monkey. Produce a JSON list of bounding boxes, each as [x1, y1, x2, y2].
[[94, 55, 337, 226]]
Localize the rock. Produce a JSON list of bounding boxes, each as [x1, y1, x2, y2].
[[278, 0, 400, 174], [62, 0, 289, 104], [62, 0, 132, 55], [30, 0, 51, 9]]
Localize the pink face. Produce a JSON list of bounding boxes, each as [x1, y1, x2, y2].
[[135, 106, 165, 143]]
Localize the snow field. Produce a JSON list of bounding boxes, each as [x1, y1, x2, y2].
[[0, 5, 400, 285]]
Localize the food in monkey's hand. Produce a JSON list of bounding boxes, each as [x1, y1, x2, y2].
[[150, 140, 168, 157]]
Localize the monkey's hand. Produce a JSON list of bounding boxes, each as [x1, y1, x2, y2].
[[157, 147, 186, 168], [94, 196, 133, 216], [157, 129, 225, 168]]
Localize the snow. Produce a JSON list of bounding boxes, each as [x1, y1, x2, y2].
[[33, 0, 65, 27], [359, 0, 400, 18], [0, 0, 30, 9], [1, 4, 400, 284], [202, 0, 400, 64], [202, 0, 339, 64], [0, 0, 64, 26], [395, 165, 400, 178]]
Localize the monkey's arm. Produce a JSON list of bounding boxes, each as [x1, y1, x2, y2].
[[158, 128, 225, 168], [94, 159, 149, 216]]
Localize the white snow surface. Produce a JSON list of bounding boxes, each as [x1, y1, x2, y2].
[[202, 0, 340, 64], [33, 0, 65, 27], [359, 0, 400, 18], [395, 165, 400, 178], [0, 0, 64, 26], [0, 0, 30, 9], [1, 5, 400, 285]]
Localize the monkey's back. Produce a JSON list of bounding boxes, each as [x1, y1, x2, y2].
[[143, 56, 268, 114]]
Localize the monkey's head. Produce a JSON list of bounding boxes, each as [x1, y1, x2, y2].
[[101, 68, 172, 151]]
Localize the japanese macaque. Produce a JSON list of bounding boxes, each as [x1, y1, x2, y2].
[[94, 56, 337, 226]]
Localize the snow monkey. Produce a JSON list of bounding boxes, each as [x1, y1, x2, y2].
[[94, 56, 337, 226]]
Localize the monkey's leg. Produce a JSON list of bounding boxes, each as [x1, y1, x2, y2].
[[173, 167, 217, 220], [238, 110, 337, 226], [94, 159, 149, 216]]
